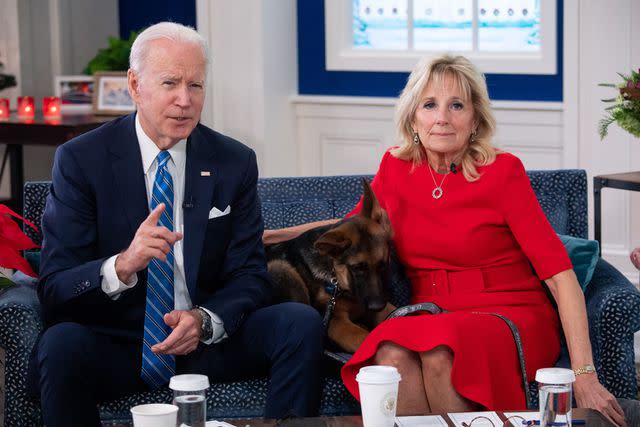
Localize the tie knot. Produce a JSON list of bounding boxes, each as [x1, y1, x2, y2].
[[157, 151, 171, 168]]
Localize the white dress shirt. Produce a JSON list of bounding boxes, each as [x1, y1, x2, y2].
[[99, 113, 225, 344]]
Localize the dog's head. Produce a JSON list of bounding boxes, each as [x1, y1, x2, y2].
[[314, 179, 392, 312]]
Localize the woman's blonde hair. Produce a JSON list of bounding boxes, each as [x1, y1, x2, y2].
[[391, 54, 497, 181]]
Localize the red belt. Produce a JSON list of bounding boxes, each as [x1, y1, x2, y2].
[[410, 261, 539, 297]]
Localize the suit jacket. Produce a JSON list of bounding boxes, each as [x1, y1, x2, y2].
[[37, 113, 272, 341]]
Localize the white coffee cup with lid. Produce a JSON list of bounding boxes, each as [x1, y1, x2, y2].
[[356, 365, 402, 427]]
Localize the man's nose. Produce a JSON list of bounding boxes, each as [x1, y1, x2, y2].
[[174, 85, 191, 107]]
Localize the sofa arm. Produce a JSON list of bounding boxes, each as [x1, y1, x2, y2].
[[0, 275, 44, 426], [584, 258, 640, 399]]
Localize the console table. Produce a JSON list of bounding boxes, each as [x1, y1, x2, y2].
[[0, 113, 110, 213], [593, 172, 640, 255]]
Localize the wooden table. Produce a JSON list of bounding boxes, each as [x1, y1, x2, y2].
[[0, 113, 111, 213], [104, 408, 613, 426], [593, 171, 640, 254]]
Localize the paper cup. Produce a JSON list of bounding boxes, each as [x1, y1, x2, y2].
[[356, 365, 402, 427], [130, 403, 178, 427]]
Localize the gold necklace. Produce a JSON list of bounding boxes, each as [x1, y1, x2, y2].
[[427, 163, 449, 199]]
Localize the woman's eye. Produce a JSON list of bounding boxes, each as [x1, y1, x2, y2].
[[424, 102, 436, 110], [451, 102, 464, 110]]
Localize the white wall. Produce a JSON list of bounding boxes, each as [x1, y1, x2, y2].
[[196, 0, 298, 177]]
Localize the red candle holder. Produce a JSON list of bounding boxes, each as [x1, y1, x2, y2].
[[43, 96, 61, 118], [0, 98, 9, 120], [17, 96, 35, 119]]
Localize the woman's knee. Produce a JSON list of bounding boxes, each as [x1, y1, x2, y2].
[[374, 341, 417, 369], [420, 345, 454, 376]]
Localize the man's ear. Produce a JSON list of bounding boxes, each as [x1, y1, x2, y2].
[[127, 69, 141, 104]]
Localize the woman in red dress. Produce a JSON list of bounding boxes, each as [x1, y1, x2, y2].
[[264, 55, 625, 426]]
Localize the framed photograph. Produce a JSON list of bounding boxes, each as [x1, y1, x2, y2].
[[93, 71, 136, 115], [53, 75, 94, 113]]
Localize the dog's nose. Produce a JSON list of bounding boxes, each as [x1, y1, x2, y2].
[[365, 296, 385, 312]]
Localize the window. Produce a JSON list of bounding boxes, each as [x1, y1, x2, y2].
[[326, 0, 556, 74]]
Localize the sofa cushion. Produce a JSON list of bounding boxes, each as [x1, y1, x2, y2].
[[558, 234, 599, 291]]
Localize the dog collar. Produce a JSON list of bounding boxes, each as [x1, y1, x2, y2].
[[324, 277, 338, 295]]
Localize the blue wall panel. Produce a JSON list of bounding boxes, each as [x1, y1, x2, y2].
[[119, 0, 197, 39], [298, 0, 563, 101]]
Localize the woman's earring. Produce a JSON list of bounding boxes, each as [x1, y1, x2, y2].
[[470, 129, 477, 142], [413, 131, 420, 145]]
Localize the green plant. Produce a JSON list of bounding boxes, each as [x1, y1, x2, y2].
[[83, 31, 139, 75], [599, 68, 640, 139], [0, 61, 17, 92]]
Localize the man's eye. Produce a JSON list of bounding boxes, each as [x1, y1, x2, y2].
[[163, 81, 175, 86]]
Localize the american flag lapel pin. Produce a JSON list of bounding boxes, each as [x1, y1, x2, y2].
[[200, 171, 211, 177]]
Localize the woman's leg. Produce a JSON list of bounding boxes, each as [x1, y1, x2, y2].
[[374, 341, 431, 415], [419, 345, 479, 413]]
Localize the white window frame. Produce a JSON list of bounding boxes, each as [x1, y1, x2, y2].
[[325, 0, 557, 75]]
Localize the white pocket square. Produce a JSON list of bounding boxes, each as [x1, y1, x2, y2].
[[208, 205, 231, 219]]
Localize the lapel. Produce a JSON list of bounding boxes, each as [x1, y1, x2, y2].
[[109, 114, 149, 238], [183, 125, 218, 297]]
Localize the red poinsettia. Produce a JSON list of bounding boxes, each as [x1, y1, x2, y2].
[[0, 204, 39, 278]]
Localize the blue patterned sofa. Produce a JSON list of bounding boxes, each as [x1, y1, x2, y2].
[[1, 170, 639, 426]]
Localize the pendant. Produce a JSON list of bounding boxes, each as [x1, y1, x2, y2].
[[432, 187, 443, 199]]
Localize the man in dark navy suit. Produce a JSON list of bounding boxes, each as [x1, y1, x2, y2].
[[30, 22, 323, 426]]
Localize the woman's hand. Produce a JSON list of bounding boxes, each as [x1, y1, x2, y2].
[[573, 374, 627, 426]]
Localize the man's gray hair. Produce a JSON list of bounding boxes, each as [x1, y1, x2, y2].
[[129, 22, 208, 80]]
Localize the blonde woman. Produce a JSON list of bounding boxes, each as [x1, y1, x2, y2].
[[264, 55, 625, 426]]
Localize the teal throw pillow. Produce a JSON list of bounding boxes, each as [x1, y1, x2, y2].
[[558, 234, 599, 291]]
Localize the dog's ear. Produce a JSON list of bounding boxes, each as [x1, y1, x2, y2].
[[361, 178, 385, 225], [314, 228, 352, 257]]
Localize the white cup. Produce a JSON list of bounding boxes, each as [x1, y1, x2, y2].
[[130, 403, 179, 427], [356, 365, 402, 427]]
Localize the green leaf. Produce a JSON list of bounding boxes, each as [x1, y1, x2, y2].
[[0, 277, 15, 289], [598, 116, 615, 140]]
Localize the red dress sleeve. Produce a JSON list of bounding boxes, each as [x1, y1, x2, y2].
[[346, 149, 392, 218], [498, 154, 572, 279]]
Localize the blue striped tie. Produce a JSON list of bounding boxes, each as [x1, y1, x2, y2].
[[141, 150, 176, 388]]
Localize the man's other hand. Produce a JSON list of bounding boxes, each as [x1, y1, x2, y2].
[[151, 309, 202, 355], [114, 203, 183, 283]]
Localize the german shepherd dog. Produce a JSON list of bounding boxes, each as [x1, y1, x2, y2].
[[266, 180, 395, 353]]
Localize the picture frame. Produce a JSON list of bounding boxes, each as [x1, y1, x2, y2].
[[92, 71, 136, 115], [53, 75, 94, 113]]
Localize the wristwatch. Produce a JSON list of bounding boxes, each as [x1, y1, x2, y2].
[[573, 364, 596, 376], [194, 306, 213, 341]]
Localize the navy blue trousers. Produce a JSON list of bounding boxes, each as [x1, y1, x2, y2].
[[29, 302, 324, 427]]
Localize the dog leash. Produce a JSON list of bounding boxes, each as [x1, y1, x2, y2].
[[472, 311, 532, 409], [322, 277, 340, 329]]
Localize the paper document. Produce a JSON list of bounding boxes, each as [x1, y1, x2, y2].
[[448, 411, 502, 427], [503, 411, 540, 426], [395, 415, 449, 426], [204, 421, 236, 427]]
